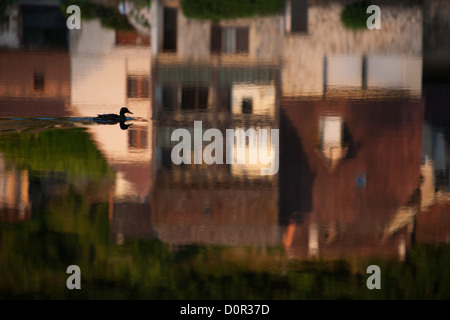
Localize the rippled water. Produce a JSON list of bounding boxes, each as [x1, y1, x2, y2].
[[0, 0, 449, 300]]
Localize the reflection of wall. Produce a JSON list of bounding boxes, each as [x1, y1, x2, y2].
[[69, 19, 154, 243], [151, 186, 278, 247], [231, 84, 275, 116], [416, 195, 450, 244], [152, 0, 283, 62], [280, 98, 425, 260], [0, 50, 71, 117], [282, 4, 423, 97], [0, 154, 31, 222], [153, 1, 423, 98], [70, 19, 151, 118], [69, 18, 153, 209]]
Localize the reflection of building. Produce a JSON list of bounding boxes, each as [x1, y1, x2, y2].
[[151, 66, 280, 246], [0, 154, 31, 222], [280, 98, 425, 260], [151, 0, 423, 99], [150, 19, 281, 245], [0, 2, 68, 49], [0, 2, 71, 117], [282, 2, 423, 98], [69, 19, 151, 117], [0, 50, 71, 117], [69, 18, 153, 243], [151, 0, 283, 61]]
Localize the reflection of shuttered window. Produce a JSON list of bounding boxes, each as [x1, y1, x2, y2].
[[127, 76, 150, 98], [210, 26, 249, 54], [181, 87, 208, 110], [33, 72, 45, 91], [128, 127, 148, 149]]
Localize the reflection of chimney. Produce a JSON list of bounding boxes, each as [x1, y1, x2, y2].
[[308, 222, 319, 258]]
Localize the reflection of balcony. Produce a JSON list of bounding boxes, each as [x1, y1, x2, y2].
[[152, 63, 279, 117]]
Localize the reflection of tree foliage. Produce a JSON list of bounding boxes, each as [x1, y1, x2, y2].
[[0, 128, 114, 181], [182, 0, 284, 22], [1, 185, 449, 300], [60, 0, 134, 31], [341, 1, 369, 30]]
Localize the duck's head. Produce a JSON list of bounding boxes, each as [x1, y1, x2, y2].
[[119, 107, 133, 116]]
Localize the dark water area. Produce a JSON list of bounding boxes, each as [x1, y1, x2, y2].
[[0, 0, 449, 300]]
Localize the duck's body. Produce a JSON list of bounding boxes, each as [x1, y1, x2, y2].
[[94, 107, 133, 123]]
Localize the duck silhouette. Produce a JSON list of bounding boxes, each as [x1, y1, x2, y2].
[[119, 121, 133, 130], [94, 107, 133, 124]]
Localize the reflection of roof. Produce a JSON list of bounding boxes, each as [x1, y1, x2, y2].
[[280, 98, 424, 260], [416, 192, 450, 244]]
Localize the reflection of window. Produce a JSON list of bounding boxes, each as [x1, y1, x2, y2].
[[181, 87, 208, 110], [242, 98, 252, 114], [161, 148, 173, 169], [128, 127, 148, 149], [355, 174, 367, 188], [163, 7, 177, 52], [211, 26, 249, 54], [286, 0, 308, 33], [318, 115, 348, 170], [0, 15, 9, 33], [162, 85, 177, 110], [127, 76, 149, 98], [33, 72, 45, 91], [326, 55, 362, 87]]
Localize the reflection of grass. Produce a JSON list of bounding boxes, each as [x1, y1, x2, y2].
[[0, 128, 114, 180], [61, 0, 134, 31], [182, 0, 284, 22]]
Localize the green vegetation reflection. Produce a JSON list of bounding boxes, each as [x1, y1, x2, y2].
[[0, 128, 114, 180], [182, 0, 284, 22], [1, 182, 449, 299]]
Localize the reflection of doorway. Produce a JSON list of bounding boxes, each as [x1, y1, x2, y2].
[[163, 7, 177, 51], [285, 0, 308, 34]]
